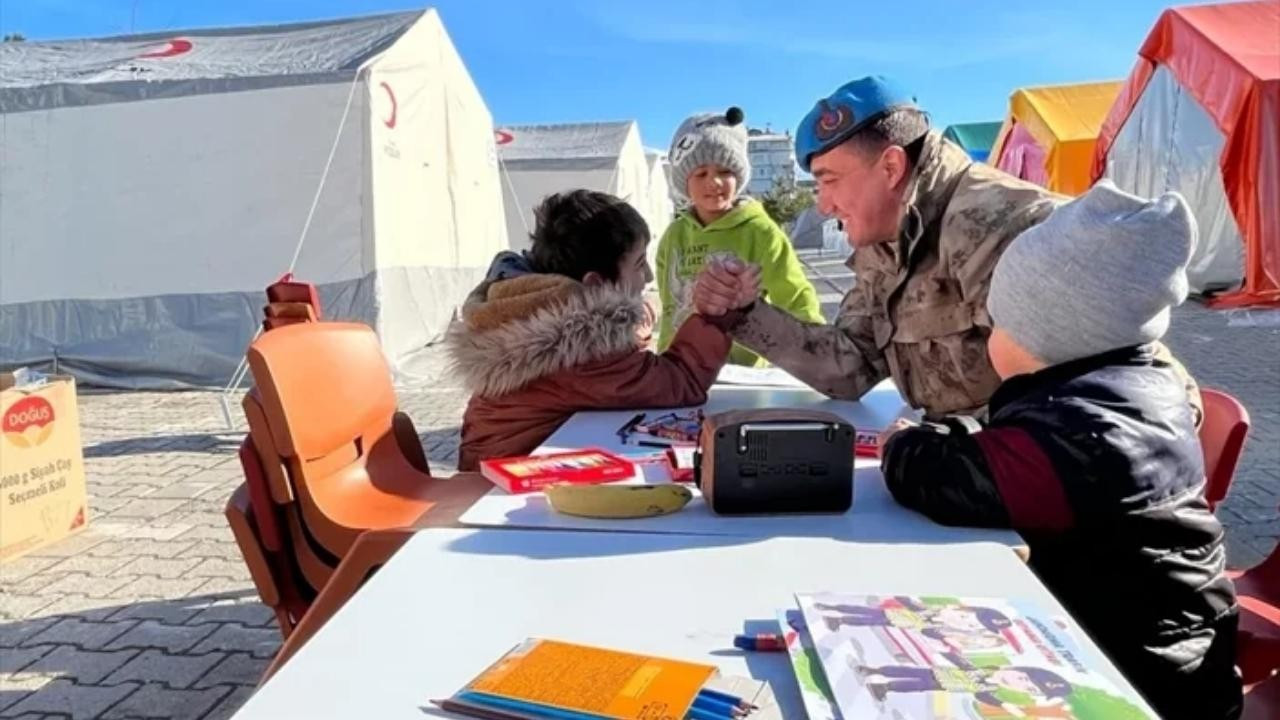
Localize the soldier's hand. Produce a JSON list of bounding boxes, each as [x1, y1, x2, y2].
[[877, 418, 918, 449]]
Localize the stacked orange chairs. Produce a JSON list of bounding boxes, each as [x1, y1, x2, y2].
[[261, 273, 322, 331], [225, 281, 488, 677]]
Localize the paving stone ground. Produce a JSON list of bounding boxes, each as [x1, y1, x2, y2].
[[1, 251, 1275, 718], [0, 349, 470, 720]]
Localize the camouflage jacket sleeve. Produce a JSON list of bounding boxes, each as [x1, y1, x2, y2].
[[731, 278, 889, 400], [943, 178, 1059, 328]]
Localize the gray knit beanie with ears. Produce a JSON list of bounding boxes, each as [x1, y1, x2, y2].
[[667, 106, 750, 205]]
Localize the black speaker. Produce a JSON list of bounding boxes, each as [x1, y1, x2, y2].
[[694, 409, 854, 515]]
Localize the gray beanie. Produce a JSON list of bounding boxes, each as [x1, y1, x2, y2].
[[987, 180, 1197, 365], [668, 106, 750, 205]]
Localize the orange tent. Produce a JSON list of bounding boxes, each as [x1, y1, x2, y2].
[[990, 81, 1122, 197], [1093, 1, 1280, 307]]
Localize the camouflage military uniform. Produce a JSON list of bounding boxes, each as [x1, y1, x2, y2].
[[731, 132, 1199, 419]]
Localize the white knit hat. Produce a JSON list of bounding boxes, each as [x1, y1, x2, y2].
[[667, 106, 750, 205]]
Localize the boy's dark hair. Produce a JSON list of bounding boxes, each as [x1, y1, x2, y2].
[[528, 190, 649, 282]]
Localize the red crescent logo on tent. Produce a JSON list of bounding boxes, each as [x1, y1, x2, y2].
[[494, 130, 514, 145], [380, 82, 397, 129], [138, 38, 192, 59]]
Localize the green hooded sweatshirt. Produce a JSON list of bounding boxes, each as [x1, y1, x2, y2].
[[656, 199, 823, 366]]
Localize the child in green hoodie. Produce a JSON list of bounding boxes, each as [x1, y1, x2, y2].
[[656, 107, 823, 366]]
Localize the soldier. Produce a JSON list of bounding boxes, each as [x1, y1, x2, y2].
[[693, 75, 1198, 421]]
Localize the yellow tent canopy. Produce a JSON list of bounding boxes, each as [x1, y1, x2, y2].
[[990, 80, 1122, 196]]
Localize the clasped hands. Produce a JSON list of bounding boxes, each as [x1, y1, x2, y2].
[[692, 258, 762, 317]]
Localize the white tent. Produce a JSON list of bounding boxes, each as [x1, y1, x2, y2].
[[643, 150, 675, 267], [0, 10, 506, 388], [496, 122, 669, 258], [1102, 67, 1245, 294]]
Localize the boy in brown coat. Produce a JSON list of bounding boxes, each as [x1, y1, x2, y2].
[[447, 190, 745, 470]]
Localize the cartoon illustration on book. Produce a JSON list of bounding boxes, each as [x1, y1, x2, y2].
[[777, 610, 842, 720], [795, 594, 1153, 720]]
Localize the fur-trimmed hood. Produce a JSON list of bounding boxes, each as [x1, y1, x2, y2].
[[446, 269, 655, 398]]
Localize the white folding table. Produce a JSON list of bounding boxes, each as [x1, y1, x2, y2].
[[458, 382, 1020, 547], [232, 529, 1154, 720]]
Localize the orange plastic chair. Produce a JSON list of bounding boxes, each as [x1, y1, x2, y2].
[[257, 472, 490, 683], [224, 277, 331, 638], [262, 273, 323, 331], [225, 445, 316, 638], [1199, 388, 1250, 511], [241, 389, 340, 592], [259, 527, 413, 682], [238, 384, 478, 594], [228, 320, 489, 669], [245, 322, 488, 557], [230, 385, 487, 649]]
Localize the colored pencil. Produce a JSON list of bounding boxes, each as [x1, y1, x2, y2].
[[696, 688, 756, 710], [686, 706, 735, 720], [457, 692, 609, 720], [691, 693, 744, 716], [431, 697, 526, 720]]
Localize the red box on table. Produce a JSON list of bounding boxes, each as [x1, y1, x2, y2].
[[479, 449, 637, 494]]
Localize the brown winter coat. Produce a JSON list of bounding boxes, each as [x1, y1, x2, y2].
[[445, 272, 731, 471]]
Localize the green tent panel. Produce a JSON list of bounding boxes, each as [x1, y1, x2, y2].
[[943, 121, 1003, 162]]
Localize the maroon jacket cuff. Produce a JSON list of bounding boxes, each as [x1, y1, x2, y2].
[[974, 427, 1075, 532]]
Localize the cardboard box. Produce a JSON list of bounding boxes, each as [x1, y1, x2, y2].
[[1, 373, 90, 563]]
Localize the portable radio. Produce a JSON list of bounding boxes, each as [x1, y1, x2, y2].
[[694, 409, 854, 515]]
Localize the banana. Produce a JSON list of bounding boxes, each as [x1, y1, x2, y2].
[[544, 483, 693, 519]]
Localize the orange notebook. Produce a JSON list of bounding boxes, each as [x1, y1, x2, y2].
[[450, 638, 717, 719]]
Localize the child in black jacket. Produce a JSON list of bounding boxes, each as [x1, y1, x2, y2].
[[880, 181, 1242, 720]]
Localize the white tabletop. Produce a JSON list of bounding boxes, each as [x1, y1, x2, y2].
[[458, 382, 1019, 546], [458, 465, 1021, 545], [544, 380, 915, 452], [233, 529, 1154, 720]]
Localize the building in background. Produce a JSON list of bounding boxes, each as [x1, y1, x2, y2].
[[746, 128, 797, 196]]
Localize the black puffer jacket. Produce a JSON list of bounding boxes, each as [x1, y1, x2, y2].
[[882, 345, 1242, 720]]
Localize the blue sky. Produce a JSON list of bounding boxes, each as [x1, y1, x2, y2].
[[4, 0, 1198, 149]]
